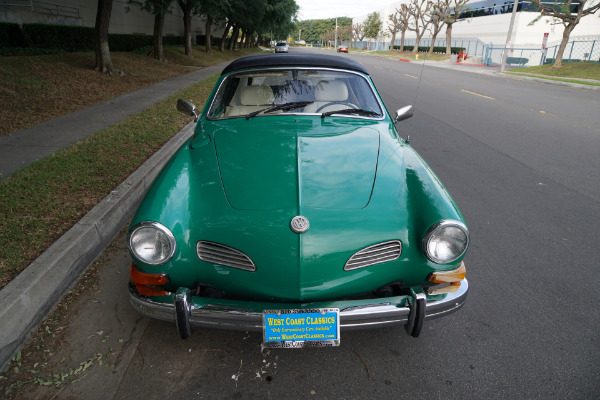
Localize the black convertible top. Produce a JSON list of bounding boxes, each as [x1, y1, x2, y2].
[[221, 53, 369, 75]]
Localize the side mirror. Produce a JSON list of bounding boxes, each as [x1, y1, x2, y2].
[[394, 105, 414, 123], [177, 99, 198, 122]]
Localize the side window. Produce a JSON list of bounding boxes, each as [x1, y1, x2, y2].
[[208, 78, 239, 119], [349, 76, 382, 115]]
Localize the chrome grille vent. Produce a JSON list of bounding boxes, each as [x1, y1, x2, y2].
[[344, 240, 402, 271], [197, 241, 256, 271]]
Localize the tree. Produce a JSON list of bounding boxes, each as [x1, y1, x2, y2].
[[177, 0, 198, 56], [428, 1, 446, 54], [395, 5, 411, 52], [218, 19, 232, 51], [437, 0, 470, 55], [363, 12, 382, 50], [407, 0, 433, 53], [387, 9, 411, 51], [339, 25, 353, 46], [140, 0, 173, 61], [94, 0, 114, 74], [530, 0, 600, 67], [352, 23, 364, 49], [263, 0, 299, 42], [197, 0, 228, 54], [388, 12, 400, 50]]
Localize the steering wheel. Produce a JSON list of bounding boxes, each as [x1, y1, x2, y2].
[[315, 102, 357, 113]]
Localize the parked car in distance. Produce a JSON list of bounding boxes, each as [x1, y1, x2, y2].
[[274, 42, 289, 53], [127, 53, 469, 348], [337, 45, 348, 53]]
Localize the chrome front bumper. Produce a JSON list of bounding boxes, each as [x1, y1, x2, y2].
[[129, 279, 468, 337]]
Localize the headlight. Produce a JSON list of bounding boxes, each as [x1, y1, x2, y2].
[[128, 222, 176, 265], [423, 220, 469, 264]]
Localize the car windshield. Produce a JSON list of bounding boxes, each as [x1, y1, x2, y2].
[[207, 69, 383, 120], [276, 42, 287, 46]]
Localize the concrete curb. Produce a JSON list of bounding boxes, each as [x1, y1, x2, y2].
[[0, 121, 195, 372], [500, 73, 600, 91]]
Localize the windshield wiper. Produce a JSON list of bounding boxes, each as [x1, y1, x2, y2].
[[245, 101, 314, 119], [320, 108, 380, 118]]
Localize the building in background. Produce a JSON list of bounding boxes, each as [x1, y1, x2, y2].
[[0, 0, 221, 40], [351, 0, 599, 65], [354, 0, 599, 46]]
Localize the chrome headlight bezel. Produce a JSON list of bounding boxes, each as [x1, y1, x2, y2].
[[422, 220, 469, 264], [128, 221, 176, 265]]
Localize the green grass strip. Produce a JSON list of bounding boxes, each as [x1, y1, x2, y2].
[[0, 75, 219, 287], [507, 72, 600, 87]]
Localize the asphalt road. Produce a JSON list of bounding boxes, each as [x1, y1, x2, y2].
[[29, 47, 600, 400]]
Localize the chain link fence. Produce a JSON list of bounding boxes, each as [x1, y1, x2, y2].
[[484, 40, 599, 66], [353, 36, 599, 67]]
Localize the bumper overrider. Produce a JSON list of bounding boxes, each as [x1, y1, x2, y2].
[[129, 279, 468, 339]]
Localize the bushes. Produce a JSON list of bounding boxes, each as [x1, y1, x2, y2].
[[195, 35, 221, 47], [22, 24, 94, 51], [506, 57, 529, 65], [0, 23, 185, 54], [392, 45, 465, 54], [109, 33, 153, 52], [0, 22, 25, 47]]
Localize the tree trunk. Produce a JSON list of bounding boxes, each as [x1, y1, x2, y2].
[[219, 21, 231, 51], [413, 34, 422, 53], [428, 31, 440, 54], [153, 13, 165, 61], [389, 31, 397, 50], [179, 0, 193, 56], [228, 25, 238, 50], [247, 30, 253, 48], [445, 22, 453, 55], [232, 27, 241, 50], [244, 30, 250, 48], [553, 23, 576, 68], [94, 0, 113, 74], [400, 29, 406, 52], [205, 15, 213, 54], [239, 31, 246, 50]]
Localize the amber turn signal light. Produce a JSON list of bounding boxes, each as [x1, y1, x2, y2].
[[135, 284, 171, 297], [130, 264, 169, 286], [427, 262, 466, 284]]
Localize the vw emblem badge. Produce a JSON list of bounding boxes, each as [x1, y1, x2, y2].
[[290, 216, 310, 234]]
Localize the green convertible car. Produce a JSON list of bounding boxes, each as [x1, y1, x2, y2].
[[127, 53, 469, 348]]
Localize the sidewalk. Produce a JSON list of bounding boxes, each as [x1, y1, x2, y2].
[[351, 47, 600, 90], [0, 60, 231, 178], [423, 59, 600, 90], [0, 60, 233, 371]]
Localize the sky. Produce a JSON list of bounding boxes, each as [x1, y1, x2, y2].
[[294, 0, 398, 21]]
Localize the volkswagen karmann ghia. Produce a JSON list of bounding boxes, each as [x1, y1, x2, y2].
[[127, 53, 469, 348]]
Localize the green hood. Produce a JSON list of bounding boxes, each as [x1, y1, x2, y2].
[[213, 117, 380, 210], [132, 116, 464, 302]]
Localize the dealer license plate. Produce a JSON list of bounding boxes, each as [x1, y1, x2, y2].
[[263, 308, 340, 348]]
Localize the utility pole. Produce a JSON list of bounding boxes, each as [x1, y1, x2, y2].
[[335, 17, 338, 49], [500, 0, 519, 73]]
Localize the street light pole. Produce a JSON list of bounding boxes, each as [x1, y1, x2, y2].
[[500, 0, 519, 73], [299, 29, 302, 42]]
